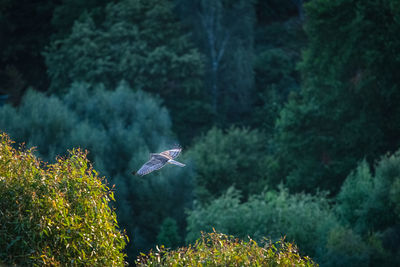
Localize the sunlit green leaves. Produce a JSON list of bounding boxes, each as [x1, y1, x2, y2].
[[137, 231, 317, 266], [0, 133, 127, 266]]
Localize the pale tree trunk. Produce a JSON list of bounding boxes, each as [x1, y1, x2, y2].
[[198, 0, 230, 114]]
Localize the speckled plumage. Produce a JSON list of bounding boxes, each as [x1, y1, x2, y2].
[[133, 147, 185, 176]]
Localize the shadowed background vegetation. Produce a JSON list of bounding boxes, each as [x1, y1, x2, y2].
[[1, 0, 400, 266]]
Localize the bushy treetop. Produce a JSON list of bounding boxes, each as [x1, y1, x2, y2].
[[0, 133, 127, 266]]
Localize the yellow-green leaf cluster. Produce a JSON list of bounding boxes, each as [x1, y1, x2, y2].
[[0, 133, 127, 266], [136, 231, 317, 267]]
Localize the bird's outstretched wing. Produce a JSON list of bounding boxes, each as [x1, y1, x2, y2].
[[134, 156, 168, 176], [160, 146, 182, 159]]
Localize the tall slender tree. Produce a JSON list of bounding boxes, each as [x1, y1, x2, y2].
[[176, 0, 256, 124]]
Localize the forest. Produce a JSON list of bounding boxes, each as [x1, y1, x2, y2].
[[0, 0, 400, 266]]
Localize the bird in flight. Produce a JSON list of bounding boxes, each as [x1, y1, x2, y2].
[[133, 146, 185, 176]]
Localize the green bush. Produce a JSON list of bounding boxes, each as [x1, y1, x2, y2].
[[137, 231, 317, 266], [0, 133, 127, 266]]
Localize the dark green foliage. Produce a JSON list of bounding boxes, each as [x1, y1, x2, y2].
[[251, 0, 306, 133], [51, 0, 114, 40], [137, 231, 317, 266], [255, 0, 299, 24], [333, 151, 400, 266], [336, 160, 374, 233], [45, 0, 204, 96], [45, 0, 201, 93], [125, 167, 194, 258], [252, 48, 299, 131], [44, 0, 207, 144], [156, 217, 181, 249], [255, 49, 296, 94], [186, 186, 339, 259], [320, 226, 370, 267], [186, 127, 269, 203], [0, 0, 56, 101], [272, 0, 400, 193], [390, 178, 400, 220], [0, 133, 127, 266]]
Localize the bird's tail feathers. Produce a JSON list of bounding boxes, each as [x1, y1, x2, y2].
[[168, 159, 185, 167]]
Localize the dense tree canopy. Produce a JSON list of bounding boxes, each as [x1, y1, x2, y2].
[[44, 0, 207, 144], [1, 0, 400, 265], [272, 0, 400, 193]]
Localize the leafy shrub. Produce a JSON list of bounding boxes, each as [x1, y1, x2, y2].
[[0, 133, 127, 266], [186, 186, 339, 258], [137, 231, 317, 266]]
